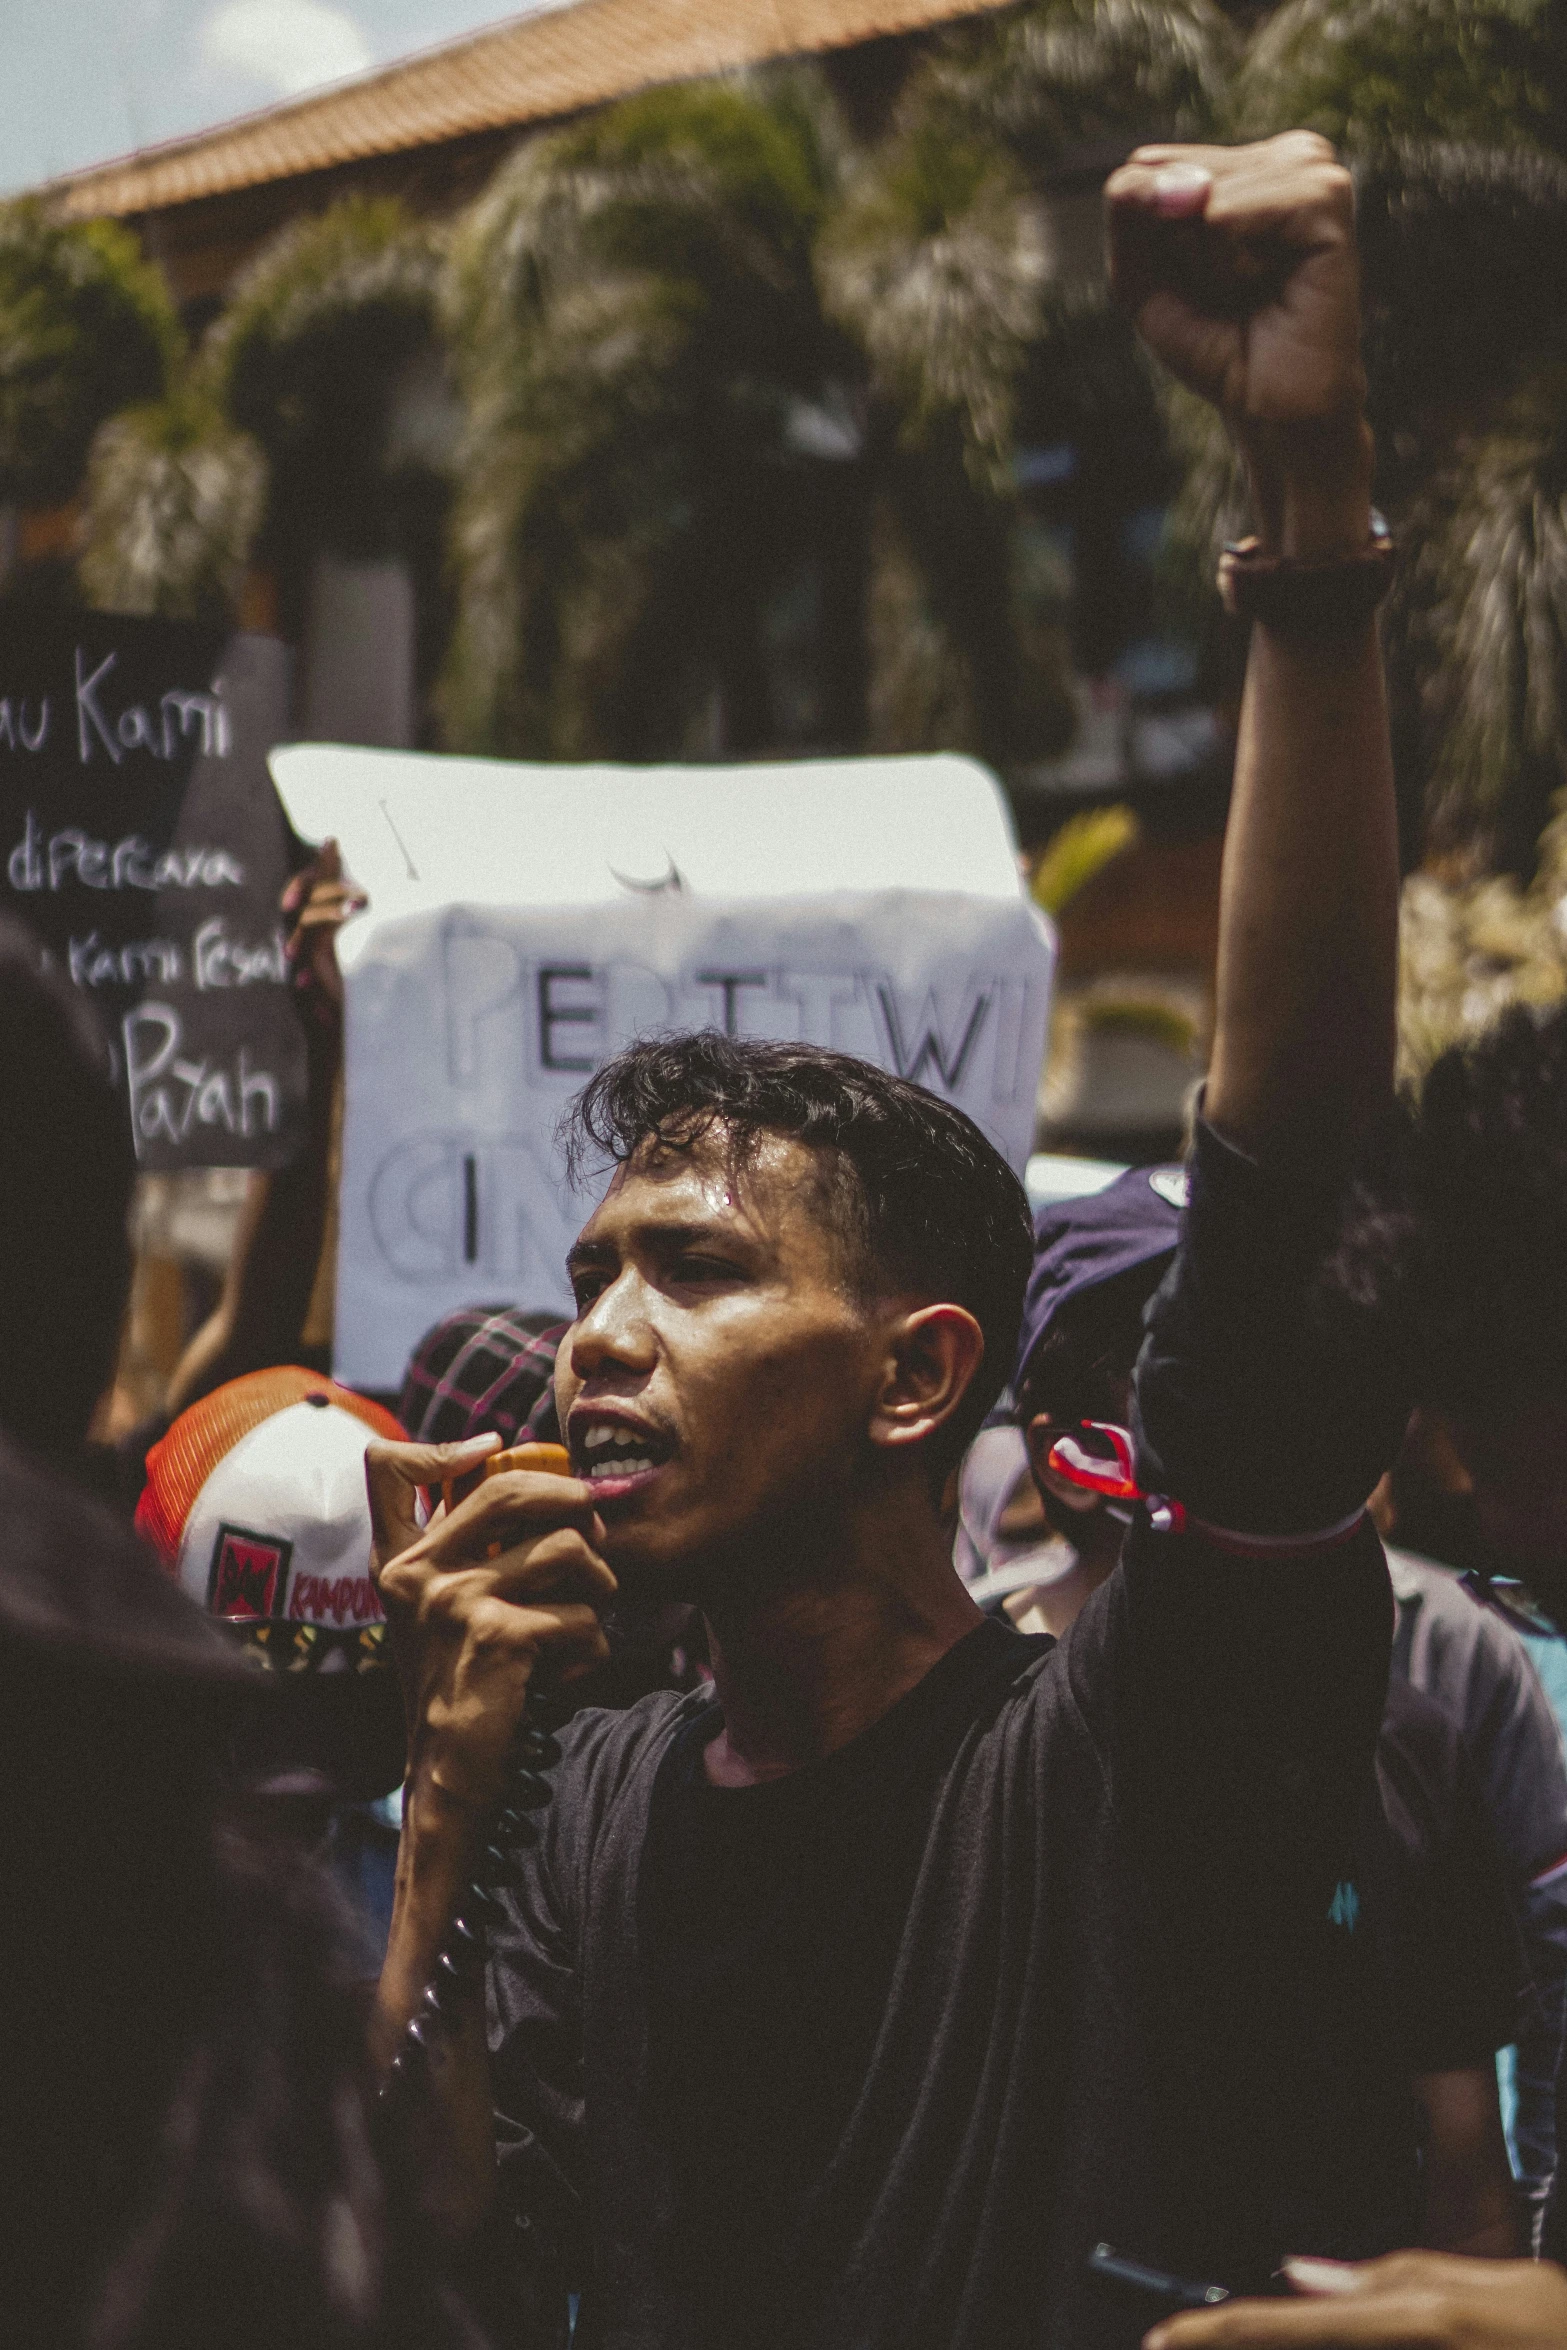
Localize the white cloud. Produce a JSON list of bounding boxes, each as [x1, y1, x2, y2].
[[200, 0, 373, 98]]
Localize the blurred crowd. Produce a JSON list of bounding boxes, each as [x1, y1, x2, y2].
[[13, 131, 1567, 2350]]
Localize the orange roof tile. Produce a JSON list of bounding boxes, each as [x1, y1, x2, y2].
[[53, 0, 1007, 220]]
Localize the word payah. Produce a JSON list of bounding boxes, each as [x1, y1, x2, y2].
[[8, 811, 243, 893], [66, 918, 286, 992], [124, 1001, 279, 1155]]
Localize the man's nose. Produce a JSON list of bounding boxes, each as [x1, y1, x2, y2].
[[569, 1269, 656, 1378]]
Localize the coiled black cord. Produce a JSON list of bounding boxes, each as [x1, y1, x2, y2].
[[380, 1698, 562, 2106]]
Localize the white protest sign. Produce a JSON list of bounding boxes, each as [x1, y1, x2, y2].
[[269, 749, 1055, 1390]]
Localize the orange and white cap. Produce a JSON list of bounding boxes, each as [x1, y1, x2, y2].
[[137, 1368, 406, 1662]]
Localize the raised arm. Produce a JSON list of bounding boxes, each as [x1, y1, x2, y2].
[[163, 841, 365, 1415], [1100, 145, 1411, 2295], [1108, 133, 1397, 1162]]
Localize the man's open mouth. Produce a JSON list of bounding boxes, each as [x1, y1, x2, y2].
[[570, 1417, 675, 1493]]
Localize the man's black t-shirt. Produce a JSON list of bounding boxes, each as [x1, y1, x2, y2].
[[1366, 1677, 1519, 2079], [639, 1619, 1047, 2347], [486, 1537, 1410, 2349], [629, 1636, 1518, 2350], [481, 1123, 1418, 2349]]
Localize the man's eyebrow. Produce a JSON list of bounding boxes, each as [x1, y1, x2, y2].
[[567, 1217, 764, 1282], [642, 1220, 743, 1249]]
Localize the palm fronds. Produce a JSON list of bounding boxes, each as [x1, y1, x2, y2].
[[0, 200, 176, 506], [928, 0, 1235, 158], [79, 388, 266, 621], [1356, 143, 1567, 462], [439, 78, 840, 758], [1397, 797, 1567, 1082], [1390, 374, 1567, 872], [818, 129, 1048, 481], [211, 195, 447, 559], [1235, 0, 1567, 151]]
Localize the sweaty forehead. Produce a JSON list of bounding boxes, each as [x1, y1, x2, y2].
[[576, 1127, 848, 1263]]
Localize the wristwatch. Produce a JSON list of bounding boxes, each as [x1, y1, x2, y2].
[[1217, 512, 1395, 637]]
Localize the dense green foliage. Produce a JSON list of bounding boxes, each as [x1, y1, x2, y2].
[[48, 0, 1567, 863], [79, 386, 266, 621], [441, 80, 843, 758], [213, 195, 447, 563], [0, 201, 177, 505], [1236, 0, 1567, 154]]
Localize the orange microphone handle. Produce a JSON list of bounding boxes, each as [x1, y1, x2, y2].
[[479, 1442, 575, 1556], [484, 1443, 572, 1479], [440, 1442, 572, 1520]]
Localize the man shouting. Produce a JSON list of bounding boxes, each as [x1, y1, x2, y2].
[[371, 135, 1410, 2349]]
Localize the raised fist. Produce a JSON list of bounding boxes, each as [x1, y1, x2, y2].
[[1107, 133, 1371, 556]]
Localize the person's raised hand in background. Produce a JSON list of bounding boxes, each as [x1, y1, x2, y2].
[[1145, 2251, 1567, 2350], [281, 835, 367, 1022], [158, 838, 367, 1420]]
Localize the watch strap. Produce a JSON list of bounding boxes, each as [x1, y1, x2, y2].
[[1218, 512, 1395, 638]]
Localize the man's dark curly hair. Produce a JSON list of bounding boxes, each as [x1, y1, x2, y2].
[[1325, 1003, 1567, 1427], [563, 1031, 1034, 1474]]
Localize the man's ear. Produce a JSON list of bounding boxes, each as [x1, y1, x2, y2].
[[868, 1303, 986, 1456]]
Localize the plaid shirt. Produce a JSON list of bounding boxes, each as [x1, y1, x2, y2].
[[397, 1306, 566, 1449]]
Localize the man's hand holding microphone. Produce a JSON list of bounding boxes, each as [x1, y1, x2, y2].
[[366, 1432, 612, 2230]]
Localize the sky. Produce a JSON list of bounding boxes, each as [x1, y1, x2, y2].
[[0, 0, 566, 193]]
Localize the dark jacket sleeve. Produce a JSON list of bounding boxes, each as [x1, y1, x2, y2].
[[1133, 1115, 1409, 1537], [1088, 1117, 1418, 2277], [1116, 1114, 1399, 1944]]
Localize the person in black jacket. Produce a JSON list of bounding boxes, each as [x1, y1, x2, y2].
[[1144, 1009, 1567, 2349], [368, 131, 1409, 2349]]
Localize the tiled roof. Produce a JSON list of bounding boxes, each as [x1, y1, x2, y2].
[[54, 0, 1008, 220]]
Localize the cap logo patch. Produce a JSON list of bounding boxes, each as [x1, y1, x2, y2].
[[1148, 1167, 1189, 1210], [208, 1524, 291, 1619]]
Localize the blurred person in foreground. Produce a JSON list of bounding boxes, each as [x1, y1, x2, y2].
[[0, 913, 134, 1468], [0, 1433, 480, 2350], [1150, 1004, 1567, 2345], [1011, 1171, 1550, 2257], [368, 134, 1418, 2349]]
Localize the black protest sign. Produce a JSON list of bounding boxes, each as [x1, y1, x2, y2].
[[0, 611, 305, 1170]]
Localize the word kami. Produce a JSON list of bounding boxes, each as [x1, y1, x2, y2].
[[70, 932, 183, 989], [73, 647, 231, 766], [124, 1002, 280, 1158]]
